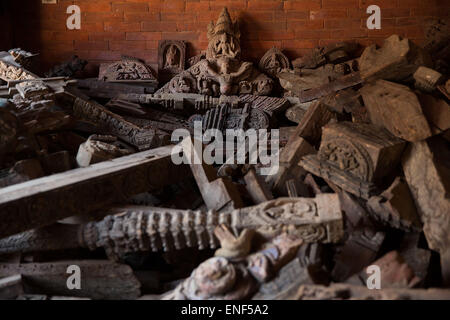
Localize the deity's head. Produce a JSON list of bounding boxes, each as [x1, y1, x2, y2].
[[206, 8, 241, 60]]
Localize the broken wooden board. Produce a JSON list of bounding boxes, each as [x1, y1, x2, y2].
[[361, 80, 432, 142], [267, 101, 333, 196], [0, 145, 190, 238], [244, 168, 274, 204], [300, 122, 406, 199], [285, 101, 336, 147], [367, 176, 422, 231], [417, 93, 450, 135], [77, 78, 156, 99], [292, 72, 363, 103], [331, 229, 385, 282], [69, 93, 162, 151], [0, 261, 141, 300], [0, 274, 23, 299], [359, 34, 432, 82], [402, 137, 450, 285], [181, 136, 244, 212]]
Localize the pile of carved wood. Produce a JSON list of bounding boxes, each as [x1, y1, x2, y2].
[[0, 10, 450, 300]]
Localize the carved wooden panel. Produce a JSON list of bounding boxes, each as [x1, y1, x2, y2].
[[361, 80, 432, 142], [259, 47, 290, 78], [158, 40, 186, 84], [300, 122, 406, 199], [99, 57, 157, 84]]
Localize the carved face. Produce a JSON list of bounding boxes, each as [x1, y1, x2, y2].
[[207, 33, 241, 60], [164, 45, 179, 68]]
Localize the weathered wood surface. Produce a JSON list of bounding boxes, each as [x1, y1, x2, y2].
[[0, 145, 190, 239], [286, 72, 363, 103], [77, 78, 156, 99], [367, 177, 422, 231], [331, 229, 385, 282], [361, 80, 432, 142], [300, 122, 406, 199], [244, 168, 274, 204], [295, 283, 450, 300], [181, 137, 244, 212], [359, 34, 432, 82], [402, 137, 450, 285], [0, 261, 141, 300], [0, 195, 344, 259], [286, 101, 336, 147], [418, 93, 450, 135], [0, 274, 23, 299], [268, 101, 333, 195]]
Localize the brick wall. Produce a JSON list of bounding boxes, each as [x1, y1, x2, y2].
[[7, 0, 450, 76]]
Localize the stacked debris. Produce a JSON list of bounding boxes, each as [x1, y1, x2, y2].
[[0, 9, 449, 300]]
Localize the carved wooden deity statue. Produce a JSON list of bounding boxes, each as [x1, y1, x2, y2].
[[157, 8, 273, 97]]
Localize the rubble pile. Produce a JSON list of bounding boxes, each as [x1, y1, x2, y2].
[[0, 9, 449, 300]]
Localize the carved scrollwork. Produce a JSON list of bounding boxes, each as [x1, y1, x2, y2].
[[99, 58, 156, 82], [259, 47, 291, 78], [168, 71, 198, 94], [319, 138, 374, 182]]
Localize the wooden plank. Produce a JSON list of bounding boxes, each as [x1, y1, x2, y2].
[[361, 80, 432, 142], [0, 261, 140, 300], [0, 145, 190, 238], [402, 137, 450, 285], [295, 72, 362, 103]]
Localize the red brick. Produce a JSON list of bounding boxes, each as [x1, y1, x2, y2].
[[359, 0, 397, 9], [89, 32, 127, 41], [110, 40, 147, 51], [161, 32, 200, 41], [330, 28, 368, 38], [288, 20, 324, 30], [283, 0, 321, 10], [282, 39, 319, 49], [162, 0, 185, 12], [124, 13, 161, 22], [325, 19, 361, 29], [323, 0, 359, 9], [83, 12, 123, 23], [74, 40, 109, 51], [112, 3, 149, 13], [104, 22, 141, 32], [126, 32, 162, 41], [248, 1, 283, 10], [186, 1, 210, 11], [295, 29, 332, 39], [78, 3, 112, 12], [310, 10, 348, 20]]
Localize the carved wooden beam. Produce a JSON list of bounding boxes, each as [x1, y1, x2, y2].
[[0, 145, 191, 239], [0, 195, 344, 259], [402, 137, 450, 285], [294, 72, 362, 103]]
